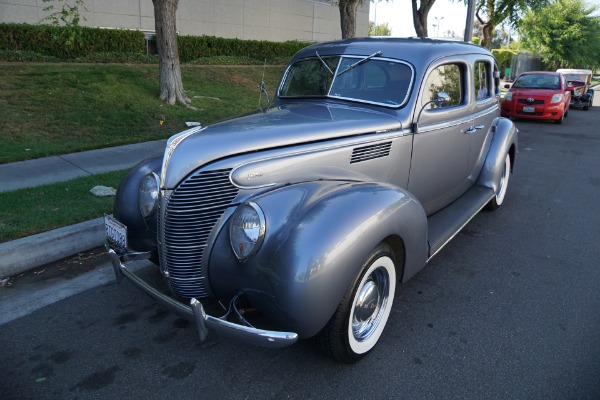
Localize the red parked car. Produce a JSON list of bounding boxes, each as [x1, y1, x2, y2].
[[501, 71, 571, 124]]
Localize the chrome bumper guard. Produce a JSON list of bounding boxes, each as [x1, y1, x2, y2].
[[106, 246, 298, 348]]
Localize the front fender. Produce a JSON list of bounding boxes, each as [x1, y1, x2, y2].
[[208, 180, 427, 338], [477, 117, 518, 192], [113, 154, 163, 251]]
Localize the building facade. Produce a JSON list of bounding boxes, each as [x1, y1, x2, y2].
[[0, 0, 370, 42]]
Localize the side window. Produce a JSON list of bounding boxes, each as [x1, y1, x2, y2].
[[474, 61, 491, 101], [422, 64, 463, 109]]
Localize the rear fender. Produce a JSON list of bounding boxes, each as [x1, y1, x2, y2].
[[476, 117, 518, 192], [209, 180, 428, 338]]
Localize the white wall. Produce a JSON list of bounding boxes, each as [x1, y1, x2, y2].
[[0, 0, 370, 42]]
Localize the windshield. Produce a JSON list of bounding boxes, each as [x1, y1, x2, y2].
[[279, 55, 413, 107], [564, 74, 589, 83], [513, 74, 560, 90]]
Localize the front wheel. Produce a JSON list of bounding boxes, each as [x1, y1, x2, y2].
[[319, 243, 397, 363], [554, 110, 564, 124], [486, 153, 511, 211]]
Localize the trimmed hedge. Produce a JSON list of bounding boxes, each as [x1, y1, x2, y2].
[[178, 35, 309, 63], [0, 23, 310, 63], [0, 23, 146, 58]]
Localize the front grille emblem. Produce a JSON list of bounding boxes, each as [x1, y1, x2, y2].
[[527, 97, 535, 103]]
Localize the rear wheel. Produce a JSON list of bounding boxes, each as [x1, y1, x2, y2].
[[486, 153, 510, 211], [319, 243, 397, 363]]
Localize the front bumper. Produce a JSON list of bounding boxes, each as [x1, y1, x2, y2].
[[570, 97, 591, 108], [106, 246, 298, 348], [501, 103, 564, 120]]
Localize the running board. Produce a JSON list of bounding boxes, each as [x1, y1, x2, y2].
[[427, 185, 495, 259]]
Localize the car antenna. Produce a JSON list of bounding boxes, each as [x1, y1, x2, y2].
[[258, 59, 271, 112]]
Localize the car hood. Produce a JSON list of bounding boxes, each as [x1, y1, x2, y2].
[[510, 88, 558, 98], [161, 102, 402, 188]]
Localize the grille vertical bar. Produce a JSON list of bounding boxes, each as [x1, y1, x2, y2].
[[159, 168, 238, 298]]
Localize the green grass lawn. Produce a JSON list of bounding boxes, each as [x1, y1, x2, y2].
[[0, 170, 127, 242], [0, 63, 285, 242], [0, 64, 285, 164]]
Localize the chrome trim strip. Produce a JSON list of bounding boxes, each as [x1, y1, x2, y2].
[[279, 55, 415, 108], [107, 247, 298, 349], [160, 126, 204, 188], [230, 128, 407, 189], [417, 105, 499, 134]]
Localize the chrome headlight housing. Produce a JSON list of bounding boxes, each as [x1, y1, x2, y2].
[[229, 202, 266, 261], [139, 172, 160, 218], [504, 91, 513, 101]]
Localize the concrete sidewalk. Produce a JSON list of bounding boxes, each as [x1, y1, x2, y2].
[[0, 140, 167, 279]]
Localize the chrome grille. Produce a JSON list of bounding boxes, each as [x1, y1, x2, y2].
[[350, 142, 392, 164], [160, 169, 238, 298]]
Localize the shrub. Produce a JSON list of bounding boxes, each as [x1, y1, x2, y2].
[[0, 23, 146, 58], [178, 36, 310, 63], [0, 50, 61, 62], [0, 23, 310, 63]]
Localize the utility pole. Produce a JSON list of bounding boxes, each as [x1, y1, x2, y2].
[[464, 0, 475, 42]]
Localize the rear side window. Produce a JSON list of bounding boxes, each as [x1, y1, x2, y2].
[[422, 64, 463, 109], [474, 61, 491, 101]]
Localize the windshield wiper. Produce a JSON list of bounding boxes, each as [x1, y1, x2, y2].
[[316, 51, 334, 75], [335, 51, 382, 78]]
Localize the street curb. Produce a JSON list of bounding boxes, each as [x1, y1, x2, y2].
[[0, 218, 104, 278]]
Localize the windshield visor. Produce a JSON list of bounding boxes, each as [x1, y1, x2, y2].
[[279, 56, 414, 107]]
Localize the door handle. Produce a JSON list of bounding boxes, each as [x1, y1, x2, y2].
[[463, 125, 485, 134]]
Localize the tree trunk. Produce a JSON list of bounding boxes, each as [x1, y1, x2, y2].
[[339, 0, 360, 39], [152, 0, 189, 105], [411, 0, 436, 38], [480, 21, 494, 49]]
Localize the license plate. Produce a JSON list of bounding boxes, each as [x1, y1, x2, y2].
[[523, 106, 535, 113], [105, 214, 127, 250]]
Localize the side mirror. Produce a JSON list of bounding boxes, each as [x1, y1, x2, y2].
[[504, 83, 511, 89]]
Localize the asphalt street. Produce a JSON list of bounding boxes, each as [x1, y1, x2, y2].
[[1, 103, 599, 399]]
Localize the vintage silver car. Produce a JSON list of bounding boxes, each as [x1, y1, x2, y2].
[[105, 38, 517, 363]]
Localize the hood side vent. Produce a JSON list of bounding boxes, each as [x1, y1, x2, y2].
[[350, 142, 392, 164]]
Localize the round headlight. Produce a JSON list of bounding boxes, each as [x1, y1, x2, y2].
[[229, 202, 266, 261], [139, 172, 160, 218]]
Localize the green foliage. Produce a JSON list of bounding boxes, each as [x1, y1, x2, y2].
[[369, 21, 392, 36], [0, 23, 146, 58], [74, 52, 159, 64], [519, 0, 600, 69], [40, 0, 89, 57], [0, 24, 309, 62], [187, 55, 290, 65], [177, 35, 309, 63], [491, 48, 518, 69], [0, 50, 61, 62], [41, 0, 86, 27]]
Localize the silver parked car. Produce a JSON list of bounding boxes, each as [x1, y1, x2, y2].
[[105, 38, 517, 363]]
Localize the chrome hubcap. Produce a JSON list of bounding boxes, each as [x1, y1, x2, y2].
[[352, 267, 389, 342]]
